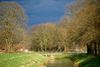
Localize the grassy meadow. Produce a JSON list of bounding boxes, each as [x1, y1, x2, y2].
[[0, 52, 47, 67], [0, 52, 100, 67]]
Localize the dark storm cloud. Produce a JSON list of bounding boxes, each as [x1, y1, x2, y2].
[[0, 0, 74, 25]]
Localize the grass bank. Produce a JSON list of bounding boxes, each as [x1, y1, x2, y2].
[[0, 52, 47, 67], [55, 53, 100, 67], [68, 53, 100, 67]]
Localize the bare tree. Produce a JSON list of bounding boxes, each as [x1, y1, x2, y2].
[[0, 2, 27, 52]]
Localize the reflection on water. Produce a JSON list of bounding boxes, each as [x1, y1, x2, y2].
[[45, 59, 75, 67]]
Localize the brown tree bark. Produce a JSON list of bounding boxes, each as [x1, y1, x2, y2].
[[94, 42, 97, 56]]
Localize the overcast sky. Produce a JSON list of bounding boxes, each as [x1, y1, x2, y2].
[[0, 0, 74, 26]]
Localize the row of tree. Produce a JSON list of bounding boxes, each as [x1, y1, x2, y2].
[[31, 0, 100, 55], [0, 0, 100, 55], [62, 0, 100, 55], [31, 23, 69, 52]]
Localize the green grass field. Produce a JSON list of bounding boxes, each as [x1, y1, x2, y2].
[[0, 52, 47, 67], [0, 53, 100, 67]]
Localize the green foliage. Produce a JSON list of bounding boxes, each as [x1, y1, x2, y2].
[[67, 53, 100, 67]]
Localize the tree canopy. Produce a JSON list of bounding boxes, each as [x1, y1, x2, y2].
[[0, 2, 27, 52]]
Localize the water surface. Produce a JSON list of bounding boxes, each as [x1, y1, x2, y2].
[[45, 59, 75, 67]]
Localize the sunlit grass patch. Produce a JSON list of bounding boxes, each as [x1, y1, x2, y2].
[[0, 52, 47, 67]]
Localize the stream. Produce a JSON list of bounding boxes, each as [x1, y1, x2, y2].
[[44, 58, 75, 67]]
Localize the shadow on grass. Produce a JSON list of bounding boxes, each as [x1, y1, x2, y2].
[[63, 53, 100, 67], [79, 56, 100, 67]]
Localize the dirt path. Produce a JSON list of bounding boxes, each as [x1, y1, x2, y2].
[[38, 53, 56, 67]]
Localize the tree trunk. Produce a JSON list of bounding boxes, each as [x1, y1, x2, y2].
[[40, 45, 44, 52], [87, 43, 93, 55], [64, 45, 67, 52], [87, 44, 90, 55], [98, 44, 100, 55], [94, 43, 97, 56], [44, 45, 47, 52]]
